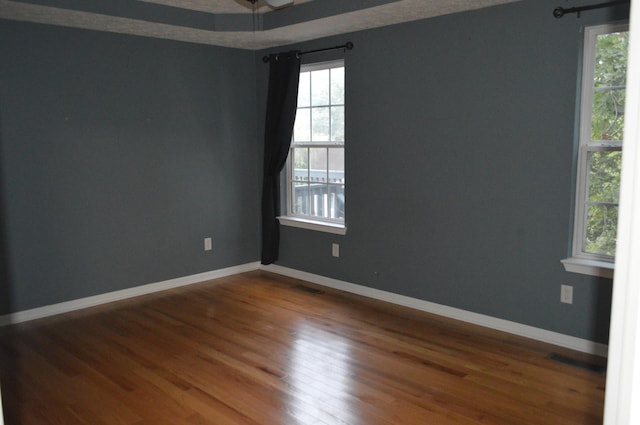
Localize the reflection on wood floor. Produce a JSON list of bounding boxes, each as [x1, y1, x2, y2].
[[0, 271, 606, 424]]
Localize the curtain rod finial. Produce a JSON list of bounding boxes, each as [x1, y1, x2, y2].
[[553, 6, 565, 18]]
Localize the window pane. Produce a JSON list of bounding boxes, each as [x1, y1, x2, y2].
[[328, 148, 345, 184], [588, 151, 621, 203], [305, 184, 346, 220], [309, 148, 327, 182], [292, 148, 309, 182], [294, 108, 311, 142], [298, 71, 310, 107], [585, 204, 618, 256], [331, 106, 344, 142], [331, 67, 345, 104], [591, 31, 628, 142], [591, 88, 625, 141], [292, 182, 309, 215], [594, 32, 628, 88], [309, 184, 329, 219], [311, 69, 330, 106], [311, 107, 331, 142], [329, 184, 345, 220]]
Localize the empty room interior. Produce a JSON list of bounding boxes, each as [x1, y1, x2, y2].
[[1, 0, 638, 424]]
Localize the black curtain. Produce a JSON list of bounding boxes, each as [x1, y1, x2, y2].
[[261, 51, 301, 265]]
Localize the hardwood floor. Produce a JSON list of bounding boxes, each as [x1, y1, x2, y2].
[[0, 271, 606, 425]]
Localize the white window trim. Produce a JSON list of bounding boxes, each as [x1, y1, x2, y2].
[[281, 59, 346, 234], [563, 22, 628, 277], [561, 257, 614, 279], [278, 215, 347, 235]]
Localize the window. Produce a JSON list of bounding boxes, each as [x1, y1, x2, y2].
[[280, 60, 346, 235], [563, 23, 628, 277]]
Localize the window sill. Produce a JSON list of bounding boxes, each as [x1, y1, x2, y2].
[[561, 257, 614, 279], [278, 216, 347, 235]]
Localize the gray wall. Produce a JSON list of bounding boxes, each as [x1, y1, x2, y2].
[[0, 21, 260, 314], [263, 0, 629, 344], [0, 0, 627, 345]]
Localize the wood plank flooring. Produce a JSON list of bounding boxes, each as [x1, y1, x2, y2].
[[0, 271, 606, 424]]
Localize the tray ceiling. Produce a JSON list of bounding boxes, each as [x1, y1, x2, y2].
[[0, 0, 521, 50]]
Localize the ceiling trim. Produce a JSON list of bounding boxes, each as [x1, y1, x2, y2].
[[0, 0, 521, 50]]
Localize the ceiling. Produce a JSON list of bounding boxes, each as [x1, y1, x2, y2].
[[0, 0, 521, 50]]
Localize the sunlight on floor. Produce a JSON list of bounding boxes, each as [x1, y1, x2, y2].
[[287, 322, 355, 425]]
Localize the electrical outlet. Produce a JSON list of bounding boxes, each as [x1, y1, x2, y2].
[[332, 243, 340, 258], [204, 237, 212, 251], [561, 284, 573, 304]]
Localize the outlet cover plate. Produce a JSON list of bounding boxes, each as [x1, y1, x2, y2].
[[561, 284, 573, 304]]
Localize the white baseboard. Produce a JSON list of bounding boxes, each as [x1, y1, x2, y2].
[[0, 261, 608, 357], [261, 264, 609, 357], [0, 262, 261, 326]]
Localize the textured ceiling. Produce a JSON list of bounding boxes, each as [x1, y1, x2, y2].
[[138, 0, 316, 14], [0, 0, 521, 50]]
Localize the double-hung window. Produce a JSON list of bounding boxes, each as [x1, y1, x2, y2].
[[563, 23, 628, 277], [280, 60, 346, 235]]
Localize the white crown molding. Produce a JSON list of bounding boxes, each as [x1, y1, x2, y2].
[[0, 262, 260, 326], [261, 264, 609, 357], [0, 0, 519, 50]]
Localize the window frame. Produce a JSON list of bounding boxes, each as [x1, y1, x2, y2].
[[563, 22, 628, 278], [280, 59, 347, 235]]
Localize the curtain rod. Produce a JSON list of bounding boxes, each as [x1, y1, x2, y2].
[[553, 0, 630, 18], [262, 41, 354, 63]]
